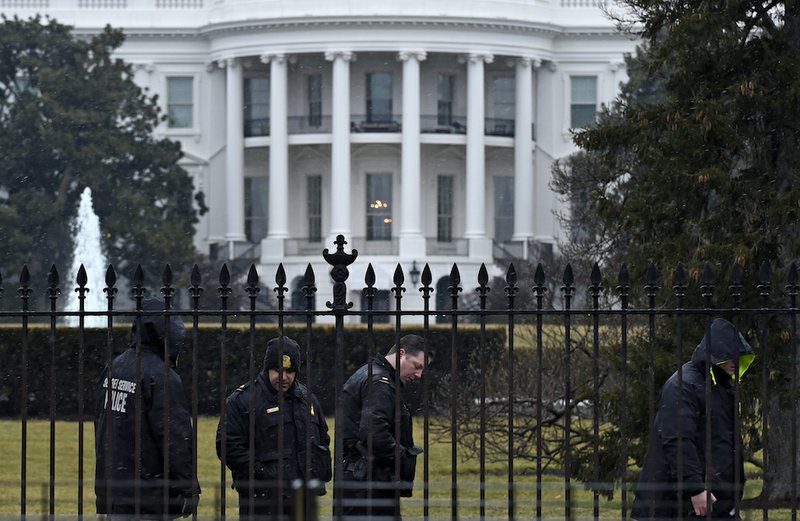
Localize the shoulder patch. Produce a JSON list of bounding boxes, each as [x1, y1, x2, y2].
[[235, 382, 251, 393], [378, 376, 391, 384]]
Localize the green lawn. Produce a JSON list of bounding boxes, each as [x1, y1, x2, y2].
[[0, 418, 784, 520]]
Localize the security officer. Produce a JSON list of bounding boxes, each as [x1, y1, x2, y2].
[[339, 334, 428, 520], [217, 336, 332, 520], [94, 297, 200, 520]]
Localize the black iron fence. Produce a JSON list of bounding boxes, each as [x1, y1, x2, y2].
[[0, 235, 798, 520]]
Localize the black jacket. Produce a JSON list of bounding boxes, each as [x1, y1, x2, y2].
[[632, 318, 755, 520], [340, 355, 421, 496], [94, 304, 199, 517], [216, 372, 332, 496]]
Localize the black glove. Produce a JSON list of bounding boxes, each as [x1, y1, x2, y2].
[[180, 495, 199, 518]]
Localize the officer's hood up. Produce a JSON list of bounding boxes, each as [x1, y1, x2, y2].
[[690, 318, 755, 381], [130, 297, 186, 365]]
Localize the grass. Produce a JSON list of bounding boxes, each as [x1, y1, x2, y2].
[[0, 418, 790, 520]]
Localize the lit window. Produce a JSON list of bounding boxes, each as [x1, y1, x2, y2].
[[570, 76, 597, 128], [366, 173, 392, 240], [167, 77, 193, 128]]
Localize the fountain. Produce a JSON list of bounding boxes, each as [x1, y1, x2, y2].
[[65, 187, 110, 327]]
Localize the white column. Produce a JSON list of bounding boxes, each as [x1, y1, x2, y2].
[[512, 57, 537, 257], [325, 51, 354, 243], [465, 52, 493, 259], [223, 57, 246, 253], [260, 53, 289, 260], [398, 50, 427, 259], [534, 60, 558, 242]]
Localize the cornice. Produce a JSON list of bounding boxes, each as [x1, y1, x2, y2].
[[199, 16, 619, 39]]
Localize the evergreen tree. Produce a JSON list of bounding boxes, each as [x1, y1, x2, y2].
[[552, 0, 800, 503], [0, 16, 205, 288]]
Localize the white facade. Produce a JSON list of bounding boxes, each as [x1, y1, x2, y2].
[[2, 0, 636, 317]]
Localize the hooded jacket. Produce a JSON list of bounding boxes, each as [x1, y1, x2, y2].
[[94, 298, 200, 518], [632, 318, 755, 520]]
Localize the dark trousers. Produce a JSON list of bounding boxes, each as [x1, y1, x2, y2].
[[237, 488, 295, 521], [339, 469, 401, 521]]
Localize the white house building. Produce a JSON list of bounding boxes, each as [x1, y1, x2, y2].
[[2, 0, 637, 318]]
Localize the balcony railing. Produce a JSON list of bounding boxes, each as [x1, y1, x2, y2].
[[244, 117, 269, 137], [420, 115, 467, 134], [288, 115, 332, 134], [245, 115, 534, 139], [350, 114, 402, 133]]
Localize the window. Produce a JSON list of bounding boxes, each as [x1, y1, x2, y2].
[[437, 74, 455, 126], [366, 173, 392, 240], [307, 175, 322, 242], [493, 76, 515, 120], [244, 77, 269, 136], [245, 177, 268, 243], [494, 176, 514, 243], [366, 72, 393, 124], [308, 74, 322, 127], [167, 77, 193, 128], [437, 175, 454, 242], [570, 76, 597, 128]]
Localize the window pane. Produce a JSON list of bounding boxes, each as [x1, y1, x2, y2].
[[494, 176, 514, 242], [307, 175, 322, 241], [167, 77, 193, 128], [308, 74, 322, 127], [437, 175, 453, 242], [437, 74, 454, 126], [244, 77, 270, 135], [493, 76, 515, 120], [571, 76, 597, 103], [366, 72, 393, 123], [570, 76, 597, 128], [245, 176, 269, 242], [366, 173, 392, 240]]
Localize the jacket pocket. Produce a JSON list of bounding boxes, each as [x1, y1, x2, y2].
[[400, 445, 424, 497]]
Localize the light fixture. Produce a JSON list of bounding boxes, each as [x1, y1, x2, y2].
[[409, 260, 421, 285]]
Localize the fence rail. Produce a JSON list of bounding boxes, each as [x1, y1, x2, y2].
[[0, 235, 798, 520]]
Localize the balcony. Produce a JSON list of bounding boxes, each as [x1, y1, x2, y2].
[[246, 114, 534, 139], [244, 117, 269, 137], [420, 115, 467, 134], [288, 115, 332, 134], [350, 114, 402, 133]]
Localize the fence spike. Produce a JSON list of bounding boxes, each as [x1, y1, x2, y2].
[[365, 264, 376, 288], [77, 264, 88, 288], [449, 263, 461, 289], [189, 264, 203, 302], [191, 264, 202, 288], [477, 263, 489, 288], [645, 261, 659, 288], [105, 265, 117, 289], [590, 262, 602, 288], [758, 261, 771, 303], [421, 264, 432, 287], [618, 263, 630, 289], [18, 265, 31, 299], [393, 263, 405, 287], [133, 264, 145, 287], [219, 264, 231, 287], [534, 263, 546, 288], [788, 262, 798, 291], [48, 264, 59, 288], [275, 263, 286, 287], [505, 264, 519, 301], [247, 264, 259, 287], [562, 263, 574, 287], [162, 264, 173, 286], [302, 264, 317, 298]]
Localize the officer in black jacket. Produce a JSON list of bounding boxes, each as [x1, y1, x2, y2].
[[217, 336, 332, 520], [339, 334, 428, 520], [94, 297, 200, 520], [632, 318, 755, 520]]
